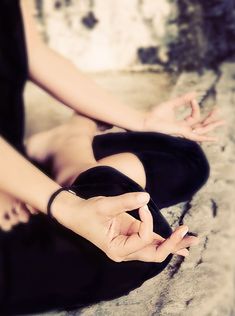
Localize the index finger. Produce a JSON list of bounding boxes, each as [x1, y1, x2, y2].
[[170, 91, 197, 108], [154, 225, 189, 262], [184, 130, 218, 142], [184, 99, 201, 125], [121, 205, 154, 253]]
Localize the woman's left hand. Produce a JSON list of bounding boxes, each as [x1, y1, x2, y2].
[[142, 92, 226, 142]]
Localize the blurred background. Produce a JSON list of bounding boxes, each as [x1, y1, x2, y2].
[[34, 0, 235, 72], [27, 1, 235, 316]]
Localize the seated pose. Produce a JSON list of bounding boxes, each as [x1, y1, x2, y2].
[[0, 0, 225, 314]]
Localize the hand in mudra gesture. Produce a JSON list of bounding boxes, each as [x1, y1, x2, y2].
[[53, 191, 198, 263], [143, 92, 225, 142]]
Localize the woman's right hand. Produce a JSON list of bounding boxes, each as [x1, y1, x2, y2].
[[51, 191, 199, 262]]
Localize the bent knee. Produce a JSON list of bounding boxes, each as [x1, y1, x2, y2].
[[191, 142, 210, 184], [97, 152, 146, 188], [183, 141, 210, 194]]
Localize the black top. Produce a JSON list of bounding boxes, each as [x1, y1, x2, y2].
[[0, 0, 28, 154]]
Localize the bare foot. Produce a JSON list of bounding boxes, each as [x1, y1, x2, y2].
[[0, 191, 31, 231]]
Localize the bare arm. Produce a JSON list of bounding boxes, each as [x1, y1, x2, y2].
[[1, 136, 189, 263], [0, 137, 64, 212], [20, 1, 145, 131]]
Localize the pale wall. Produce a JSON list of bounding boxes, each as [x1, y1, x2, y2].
[[35, 0, 178, 71]]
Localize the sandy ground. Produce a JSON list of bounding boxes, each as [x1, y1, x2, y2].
[[24, 62, 235, 316]]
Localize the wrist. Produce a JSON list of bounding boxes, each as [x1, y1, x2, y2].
[[49, 189, 84, 224], [131, 110, 148, 132], [140, 111, 150, 132]]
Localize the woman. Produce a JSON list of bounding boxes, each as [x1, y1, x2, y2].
[[0, 0, 224, 314]]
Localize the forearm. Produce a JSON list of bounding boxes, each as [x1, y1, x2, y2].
[[21, 1, 145, 131], [0, 137, 62, 213], [29, 45, 145, 131]]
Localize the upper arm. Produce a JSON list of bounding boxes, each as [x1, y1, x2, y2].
[[20, 0, 45, 76]]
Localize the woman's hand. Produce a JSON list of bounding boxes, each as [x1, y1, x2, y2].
[[143, 92, 226, 142], [52, 191, 198, 262]]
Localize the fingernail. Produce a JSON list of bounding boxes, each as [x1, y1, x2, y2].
[[137, 193, 149, 203], [180, 227, 189, 238]]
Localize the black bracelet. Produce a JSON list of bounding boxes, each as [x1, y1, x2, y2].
[[47, 187, 77, 219]]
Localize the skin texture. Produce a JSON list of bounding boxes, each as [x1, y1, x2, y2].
[[0, 0, 224, 262]]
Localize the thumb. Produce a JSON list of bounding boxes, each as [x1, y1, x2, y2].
[[102, 192, 150, 217]]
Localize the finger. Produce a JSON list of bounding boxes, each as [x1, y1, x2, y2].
[[124, 242, 161, 262], [176, 235, 200, 249], [174, 248, 190, 257], [184, 131, 218, 142], [191, 107, 222, 129], [1, 212, 12, 231], [193, 120, 226, 134], [1, 221, 12, 231], [25, 203, 39, 215], [101, 192, 150, 217], [152, 232, 165, 244], [124, 229, 190, 262], [154, 225, 189, 262], [153, 235, 191, 256], [201, 107, 220, 125], [8, 208, 19, 225], [16, 203, 30, 223], [120, 205, 154, 254], [14, 202, 29, 223], [169, 92, 197, 109], [184, 99, 201, 125], [191, 122, 204, 129], [138, 205, 154, 244], [109, 205, 155, 260]]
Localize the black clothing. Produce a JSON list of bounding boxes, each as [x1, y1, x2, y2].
[[0, 1, 210, 314], [92, 131, 210, 210], [0, 0, 28, 153], [0, 133, 210, 315]]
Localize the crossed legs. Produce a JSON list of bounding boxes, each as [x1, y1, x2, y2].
[[26, 112, 209, 210], [0, 112, 209, 230], [26, 114, 147, 189]]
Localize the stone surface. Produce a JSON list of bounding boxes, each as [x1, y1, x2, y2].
[[24, 71, 175, 138], [24, 63, 235, 316], [34, 1, 235, 72], [34, 0, 177, 71]]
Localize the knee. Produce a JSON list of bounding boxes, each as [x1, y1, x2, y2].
[[184, 141, 210, 193], [161, 141, 210, 207], [98, 152, 146, 188]]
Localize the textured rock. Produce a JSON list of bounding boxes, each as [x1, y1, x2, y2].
[[34, 0, 177, 71], [168, 0, 235, 71], [34, 1, 235, 71], [24, 63, 235, 315]]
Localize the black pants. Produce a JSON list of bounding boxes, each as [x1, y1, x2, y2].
[[0, 132, 210, 315]]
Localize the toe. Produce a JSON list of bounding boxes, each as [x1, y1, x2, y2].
[[1, 213, 13, 231], [15, 203, 30, 223], [8, 208, 19, 226]]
